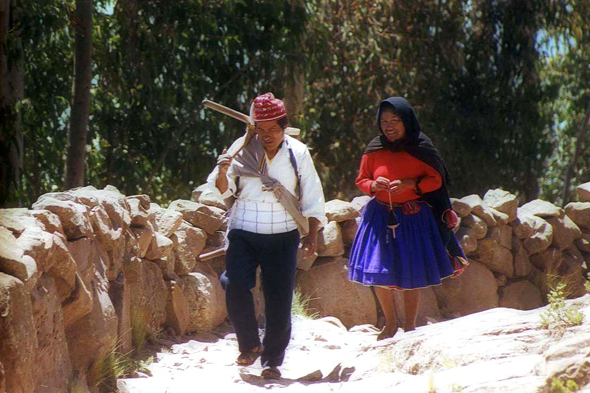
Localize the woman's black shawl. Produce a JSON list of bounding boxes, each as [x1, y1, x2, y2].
[[364, 97, 463, 259]]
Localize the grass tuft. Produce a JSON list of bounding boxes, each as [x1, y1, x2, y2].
[[292, 287, 320, 319]]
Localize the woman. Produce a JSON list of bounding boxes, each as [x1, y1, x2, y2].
[[207, 93, 325, 379], [348, 96, 467, 340]]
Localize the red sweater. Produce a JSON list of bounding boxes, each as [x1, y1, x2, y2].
[[356, 149, 442, 204]]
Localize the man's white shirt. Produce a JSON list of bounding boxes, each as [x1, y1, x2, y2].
[[206, 135, 326, 234]]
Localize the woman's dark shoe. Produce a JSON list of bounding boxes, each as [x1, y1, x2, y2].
[[236, 345, 263, 366], [261, 366, 281, 380]]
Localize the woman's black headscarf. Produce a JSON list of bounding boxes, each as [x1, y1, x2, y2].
[[364, 97, 463, 260]]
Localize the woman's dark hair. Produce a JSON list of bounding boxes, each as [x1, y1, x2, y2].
[[380, 106, 399, 117]]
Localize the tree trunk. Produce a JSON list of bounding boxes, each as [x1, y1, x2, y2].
[[65, 0, 93, 189], [0, 0, 24, 207]]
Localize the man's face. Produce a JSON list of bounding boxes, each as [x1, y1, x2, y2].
[[256, 120, 285, 153]]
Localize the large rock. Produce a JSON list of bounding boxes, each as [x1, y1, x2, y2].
[[317, 221, 344, 257], [127, 197, 151, 227], [460, 194, 497, 227], [434, 260, 499, 318], [109, 271, 132, 354], [512, 236, 532, 277], [45, 232, 77, 300], [15, 228, 55, 272], [564, 202, 590, 229], [89, 204, 122, 252], [0, 208, 42, 236], [350, 196, 371, 214], [296, 247, 318, 271], [32, 197, 93, 240], [476, 238, 514, 277], [499, 280, 544, 310], [520, 215, 554, 255], [529, 247, 562, 273], [393, 286, 443, 327], [451, 198, 472, 217], [460, 214, 488, 239], [165, 280, 190, 336], [455, 227, 478, 255], [183, 263, 227, 333], [61, 273, 93, 327], [325, 199, 360, 223], [171, 222, 207, 276], [131, 224, 154, 259], [150, 204, 184, 237], [125, 257, 168, 335], [487, 225, 513, 250], [31, 276, 72, 392], [296, 257, 377, 328], [546, 213, 582, 250], [67, 237, 98, 290], [168, 200, 224, 235], [576, 182, 590, 202], [575, 229, 590, 252], [0, 227, 38, 290], [559, 253, 586, 299], [340, 218, 359, 246], [483, 189, 518, 223], [145, 232, 174, 261], [0, 273, 36, 393], [527, 265, 549, 300], [30, 209, 65, 236], [520, 199, 563, 218], [66, 273, 119, 379], [71, 187, 132, 232], [197, 189, 228, 211]]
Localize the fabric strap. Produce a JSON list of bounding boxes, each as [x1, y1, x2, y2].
[[230, 135, 309, 236]]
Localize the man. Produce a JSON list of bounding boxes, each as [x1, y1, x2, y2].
[[207, 92, 325, 379]]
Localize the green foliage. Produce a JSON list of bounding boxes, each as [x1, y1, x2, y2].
[[291, 286, 319, 319], [6, 0, 590, 206], [540, 282, 584, 334], [86, 339, 153, 391], [550, 377, 580, 393]]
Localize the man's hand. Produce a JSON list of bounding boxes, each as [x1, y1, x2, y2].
[[217, 148, 232, 173], [300, 236, 317, 258], [370, 176, 391, 193], [300, 217, 321, 258]]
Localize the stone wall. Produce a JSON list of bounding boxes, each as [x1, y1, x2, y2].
[[0, 186, 227, 393], [1, 182, 589, 391]]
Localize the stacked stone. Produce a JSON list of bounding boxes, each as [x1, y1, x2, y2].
[[0, 186, 228, 393], [292, 184, 590, 330]]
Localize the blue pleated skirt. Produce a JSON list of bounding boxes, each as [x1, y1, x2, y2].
[[348, 198, 460, 290]]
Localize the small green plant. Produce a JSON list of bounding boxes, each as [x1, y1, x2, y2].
[[584, 274, 590, 294], [87, 339, 154, 392], [550, 377, 579, 393], [541, 282, 584, 335], [131, 309, 161, 351], [292, 287, 320, 319]]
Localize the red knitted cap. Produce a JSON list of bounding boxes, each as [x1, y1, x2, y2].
[[251, 92, 287, 122]]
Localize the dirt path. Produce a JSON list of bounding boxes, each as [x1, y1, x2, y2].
[[117, 315, 381, 392]]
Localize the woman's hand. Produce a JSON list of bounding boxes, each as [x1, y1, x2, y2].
[[389, 179, 417, 194], [370, 176, 391, 193], [217, 149, 232, 173]]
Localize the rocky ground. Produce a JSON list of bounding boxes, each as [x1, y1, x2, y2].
[[118, 295, 590, 393]]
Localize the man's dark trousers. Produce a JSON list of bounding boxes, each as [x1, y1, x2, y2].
[[220, 228, 300, 367]]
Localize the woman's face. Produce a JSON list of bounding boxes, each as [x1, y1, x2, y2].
[[380, 110, 405, 142], [256, 120, 285, 153]]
